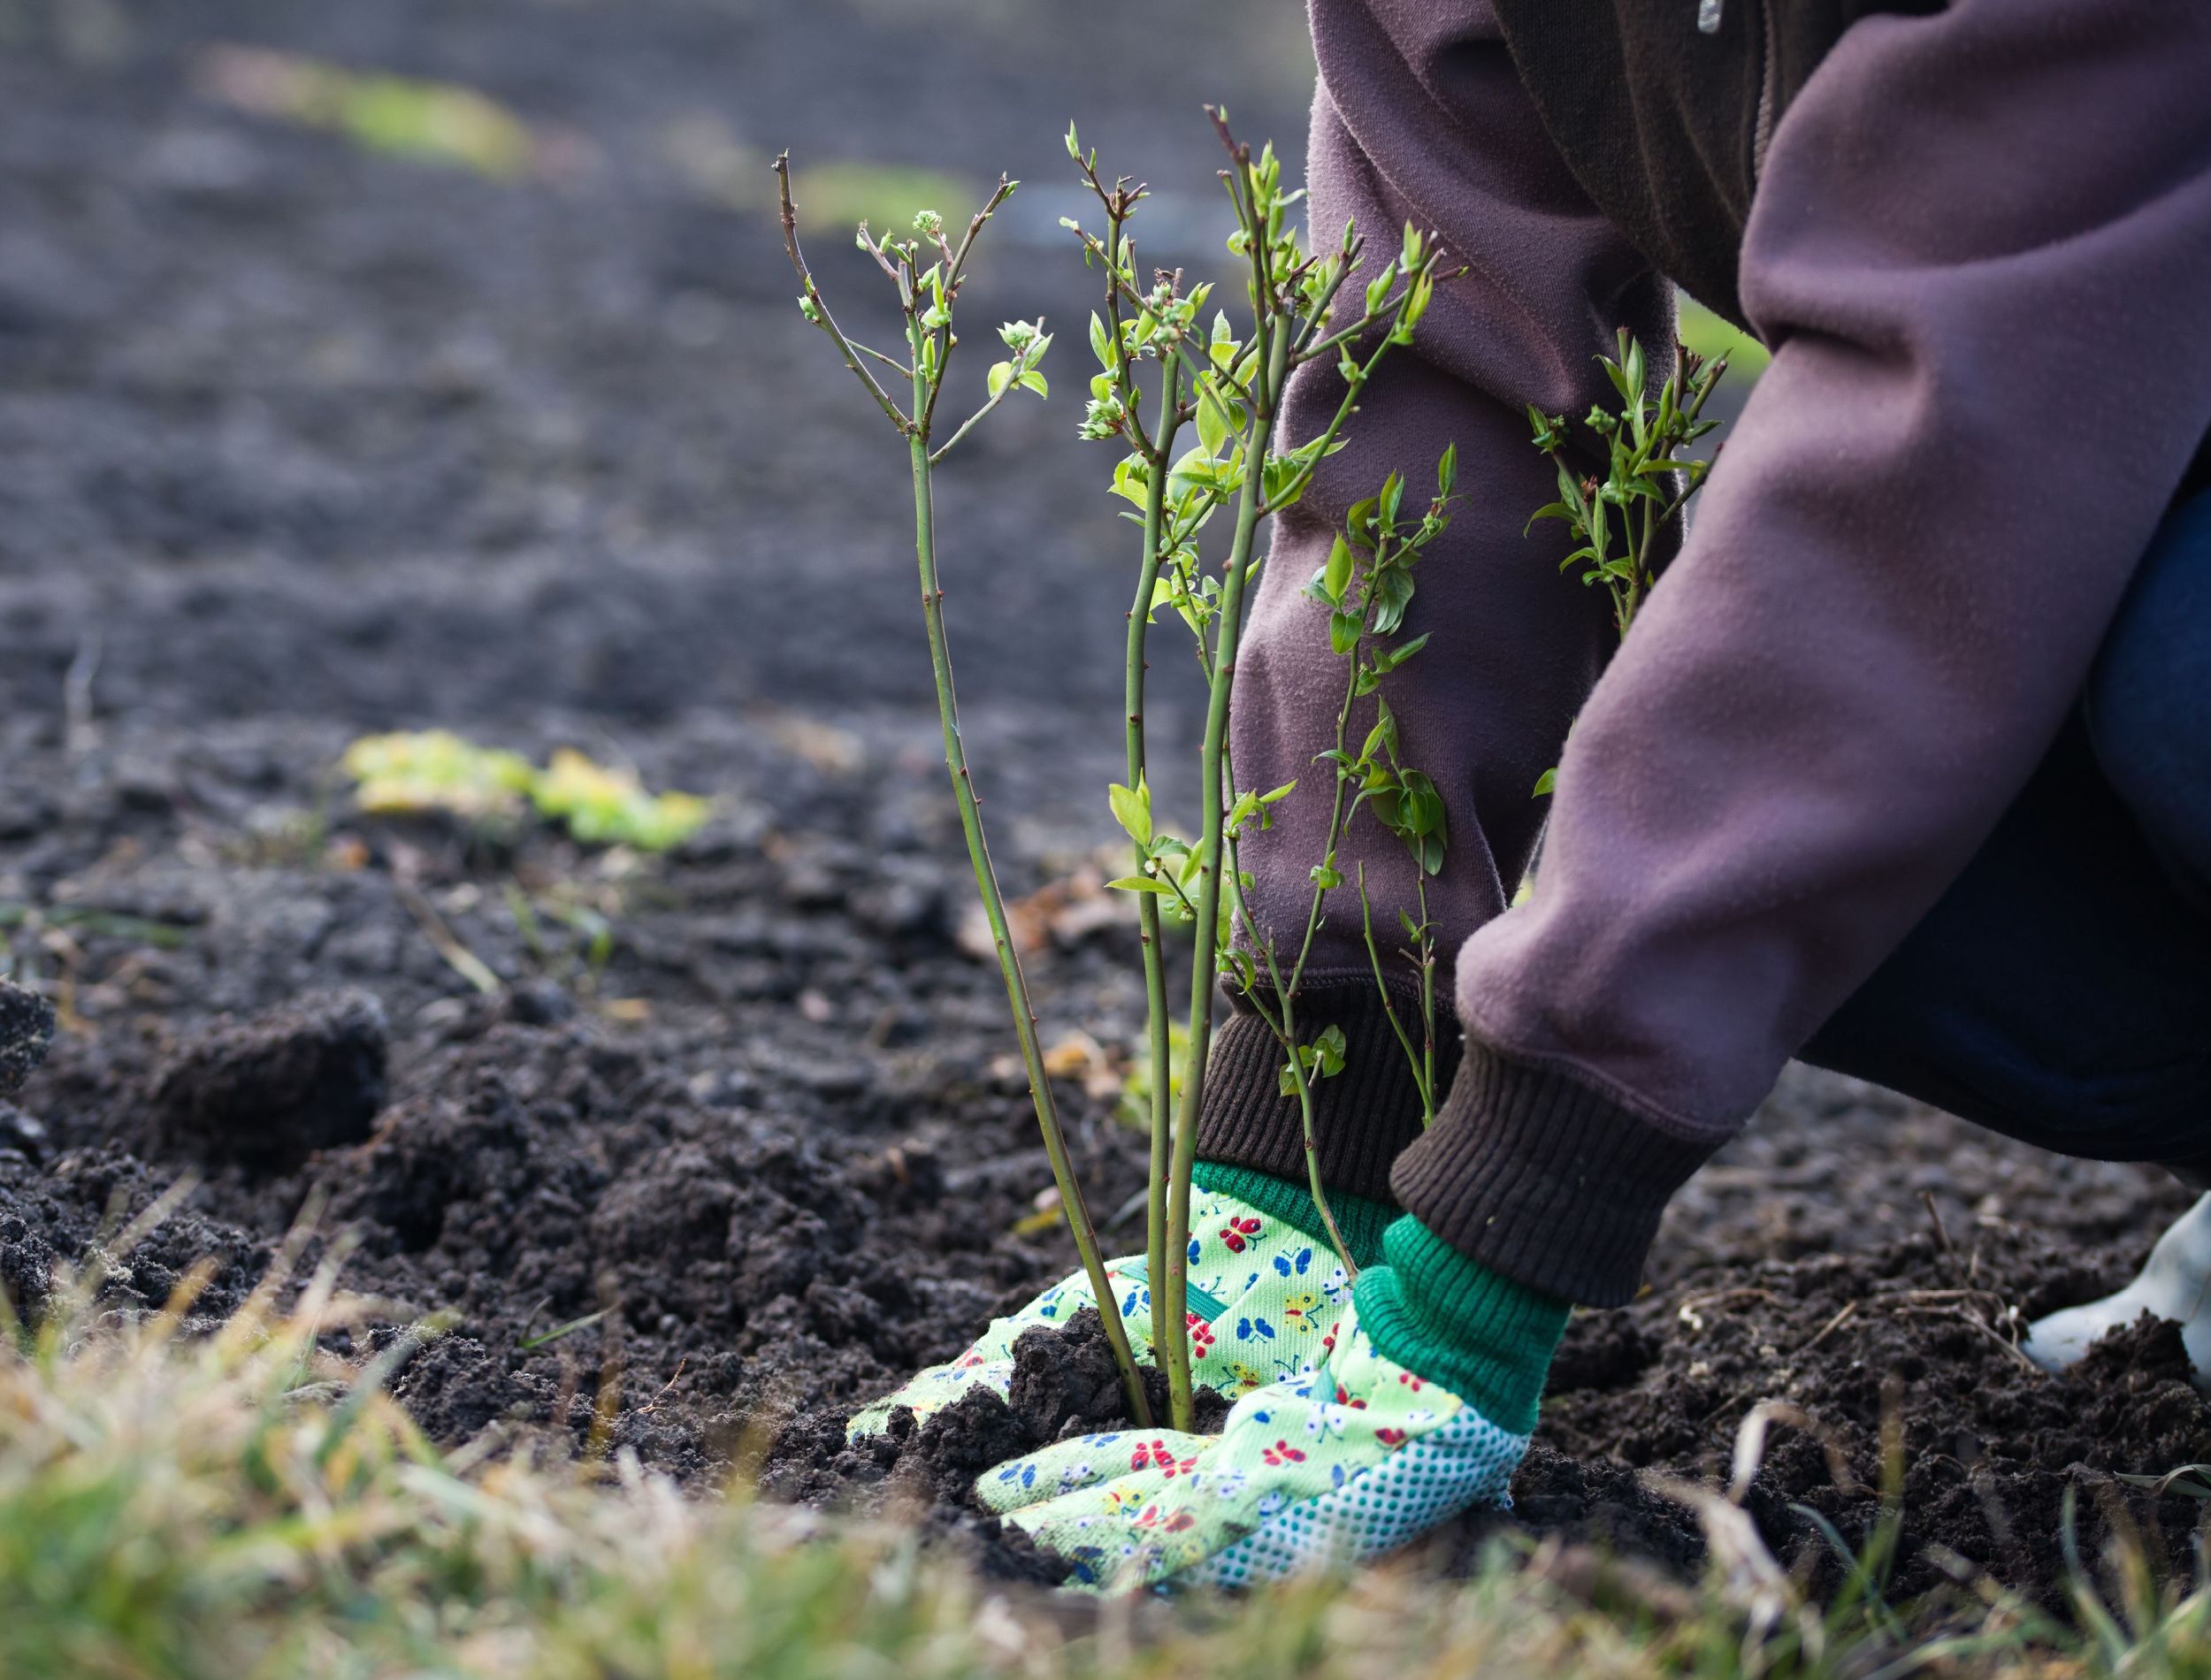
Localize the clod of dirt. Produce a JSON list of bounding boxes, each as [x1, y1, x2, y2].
[[1008, 1317, 1145, 1441], [908, 1386, 1041, 1508], [149, 989, 388, 1170], [0, 982, 55, 1101]]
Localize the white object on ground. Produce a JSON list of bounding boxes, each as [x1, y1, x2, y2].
[[2026, 1192, 2211, 1383]]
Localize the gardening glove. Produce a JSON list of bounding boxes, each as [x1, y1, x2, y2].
[[974, 1215, 1569, 1591], [846, 1165, 1396, 1440], [2030, 1191, 2211, 1383]]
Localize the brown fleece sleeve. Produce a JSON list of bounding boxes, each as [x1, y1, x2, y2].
[[1450, 0, 2211, 1138], [1197, 0, 1671, 1199]]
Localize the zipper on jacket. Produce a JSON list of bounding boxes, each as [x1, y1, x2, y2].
[[1751, 0, 1779, 179]]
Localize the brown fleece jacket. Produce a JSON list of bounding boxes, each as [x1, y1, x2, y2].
[[1207, 0, 2211, 1304]]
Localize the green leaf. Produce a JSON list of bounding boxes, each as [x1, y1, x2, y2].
[[1018, 370, 1048, 397], [1112, 454, 1152, 509], [1107, 778, 1152, 846], [1363, 698, 1397, 762], [1197, 382, 1231, 459], [1371, 569, 1415, 636], [1309, 863, 1343, 890], [1314, 1022, 1348, 1078], [1169, 446, 1233, 499], [520, 1308, 610, 1351], [1394, 271, 1433, 340], [1089, 311, 1115, 371], [1380, 631, 1431, 673], [1106, 874, 1176, 896], [1328, 611, 1362, 656], [986, 361, 1014, 400], [1436, 441, 1457, 498], [1323, 535, 1354, 604], [1400, 770, 1444, 836], [1533, 767, 1557, 798], [1379, 471, 1404, 529]]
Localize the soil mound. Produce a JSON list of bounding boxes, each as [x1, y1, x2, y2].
[[150, 989, 388, 1170]]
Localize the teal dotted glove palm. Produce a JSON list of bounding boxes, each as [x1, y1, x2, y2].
[[847, 1167, 1394, 1441], [973, 1217, 1568, 1591]]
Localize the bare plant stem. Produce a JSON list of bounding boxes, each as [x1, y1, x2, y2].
[[1128, 364, 1181, 1365], [1357, 867, 1439, 1126], [1161, 324, 1290, 1432], [1221, 827, 1356, 1279], [901, 412, 1150, 1428]]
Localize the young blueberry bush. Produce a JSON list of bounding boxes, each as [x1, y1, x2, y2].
[[1527, 330, 1725, 796], [774, 154, 1149, 1424], [781, 112, 1457, 1432]]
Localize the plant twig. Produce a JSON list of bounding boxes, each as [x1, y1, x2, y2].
[[774, 153, 912, 436]]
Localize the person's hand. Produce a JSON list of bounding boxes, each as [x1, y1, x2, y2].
[[846, 1181, 1352, 1439], [972, 1294, 1527, 1589]]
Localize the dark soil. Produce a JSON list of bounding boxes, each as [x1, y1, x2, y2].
[[4, 0, 2206, 1624]]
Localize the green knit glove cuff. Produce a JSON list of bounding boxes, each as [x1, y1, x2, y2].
[[1192, 1161, 1397, 1271], [1350, 1215, 1569, 1436]]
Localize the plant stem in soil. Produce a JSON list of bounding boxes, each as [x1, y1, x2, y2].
[[900, 388, 1151, 1430], [1128, 363, 1182, 1369]]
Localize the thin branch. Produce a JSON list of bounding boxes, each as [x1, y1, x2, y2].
[[1358, 865, 1428, 1109], [846, 339, 914, 378], [921, 176, 1017, 437], [774, 153, 911, 435], [930, 384, 1017, 465], [1259, 332, 1394, 517], [1289, 233, 1363, 359]]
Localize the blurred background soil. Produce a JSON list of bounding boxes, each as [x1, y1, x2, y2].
[[2, 0, 2202, 1611]]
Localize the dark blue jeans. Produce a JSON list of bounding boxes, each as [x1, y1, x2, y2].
[[1802, 489, 2211, 1169]]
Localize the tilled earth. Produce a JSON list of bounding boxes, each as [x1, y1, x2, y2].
[[5, 0, 2209, 1624]]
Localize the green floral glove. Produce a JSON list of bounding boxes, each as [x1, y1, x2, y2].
[[974, 1218, 1568, 1591], [846, 1166, 1395, 1441]]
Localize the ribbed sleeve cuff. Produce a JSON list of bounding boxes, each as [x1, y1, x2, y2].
[[1194, 980, 1458, 1203], [1351, 1215, 1568, 1437], [1390, 1041, 1719, 1308]]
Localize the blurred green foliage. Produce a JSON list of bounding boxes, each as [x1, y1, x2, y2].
[[1678, 293, 1771, 385], [196, 46, 538, 178], [786, 161, 980, 239], [341, 730, 709, 852]]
